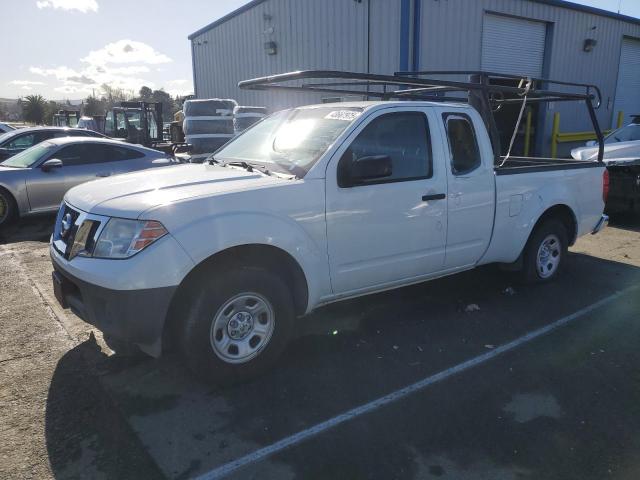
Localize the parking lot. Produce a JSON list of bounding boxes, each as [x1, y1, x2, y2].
[[1, 213, 639, 480]]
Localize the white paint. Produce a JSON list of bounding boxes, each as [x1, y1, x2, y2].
[[195, 285, 638, 480]]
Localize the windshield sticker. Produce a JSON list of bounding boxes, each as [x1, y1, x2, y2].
[[325, 110, 361, 121]]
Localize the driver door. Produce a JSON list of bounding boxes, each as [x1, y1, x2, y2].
[[325, 108, 448, 295]]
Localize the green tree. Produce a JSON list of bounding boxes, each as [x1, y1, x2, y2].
[[100, 84, 133, 110], [150, 89, 175, 121], [83, 95, 105, 116], [44, 100, 60, 125], [22, 95, 47, 125], [139, 86, 153, 101]]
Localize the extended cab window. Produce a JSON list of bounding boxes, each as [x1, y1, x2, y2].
[[341, 111, 432, 186], [444, 114, 481, 175]]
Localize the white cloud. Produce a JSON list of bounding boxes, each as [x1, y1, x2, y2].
[[36, 0, 98, 13], [54, 85, 94, 94], [29, 40, 169, 97], [30, 66, 82, 81], [9, 80, 46, 86], [82, 40, 171, 66], [164, 79, 193, 97], [21, 86, 33, 91]]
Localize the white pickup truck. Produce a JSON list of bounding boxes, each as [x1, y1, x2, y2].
[[50, 98, 608, 383]]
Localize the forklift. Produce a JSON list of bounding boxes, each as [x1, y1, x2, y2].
[[103, 101, 186, 154], [52, 110, 80, 127]]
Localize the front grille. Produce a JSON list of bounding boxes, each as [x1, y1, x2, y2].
[[53, 203, 104, 260]]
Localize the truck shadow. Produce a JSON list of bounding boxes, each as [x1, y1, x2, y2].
[[0, 214, 55, 244], [607, 210, 640, 233], [44, 251, 640, 479]]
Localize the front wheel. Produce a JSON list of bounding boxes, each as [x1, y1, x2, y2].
[[520, 219, 568, 284], [180, 266, 294, 384], [0, 189, 17, 228]]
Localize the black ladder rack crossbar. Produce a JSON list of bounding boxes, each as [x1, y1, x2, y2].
[[238, 70, 601, 106], [237, 70, 604, 163]]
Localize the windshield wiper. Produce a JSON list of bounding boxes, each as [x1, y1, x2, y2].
[[223, 160, 274, 176]]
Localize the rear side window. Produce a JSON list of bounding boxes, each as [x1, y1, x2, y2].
[[53, 144, 95, 166], [444, 114, 481, 175], [343, 111, 432, 184], [5, 133, 37, 149], [101, 145, 145, 160]]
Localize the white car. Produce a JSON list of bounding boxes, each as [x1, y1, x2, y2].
[[572, 122, 640, 164], [572, 122, 640, 212], [50, 101, 608, 383]]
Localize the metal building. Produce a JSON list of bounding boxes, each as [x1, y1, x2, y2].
[[189, 0, 640, 154]]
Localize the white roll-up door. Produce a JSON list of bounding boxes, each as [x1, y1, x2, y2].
[[613, 37, 640, 127], [481, 14, 547, 78]]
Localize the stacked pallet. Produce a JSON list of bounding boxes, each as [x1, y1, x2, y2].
[[183, 99, 237, 155], [233, 106, 268, 134]]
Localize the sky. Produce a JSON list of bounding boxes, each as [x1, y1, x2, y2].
[[1, 0, 639, 100]]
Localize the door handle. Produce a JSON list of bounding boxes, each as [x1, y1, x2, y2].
[[96, 172, 111, 177], [422, 193, 446, 201]]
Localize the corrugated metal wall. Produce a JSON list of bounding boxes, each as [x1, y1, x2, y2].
[[417, 0, 640, 153], [191, 0, 640, 153], [192, 0, 372, 111]]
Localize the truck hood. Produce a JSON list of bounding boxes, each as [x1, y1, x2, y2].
[[65, 163, 288, 218], [571, 141, 640, 164]]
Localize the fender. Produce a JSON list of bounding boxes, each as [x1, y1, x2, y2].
[[149, 180, 331, 311], [0, 178, 29, 216], [480, 172, 581, 265]]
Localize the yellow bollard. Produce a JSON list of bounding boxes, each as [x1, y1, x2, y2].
[[551, 112, 560, 159], [616, 111, 624, 129], [524, 108, 533, 157]]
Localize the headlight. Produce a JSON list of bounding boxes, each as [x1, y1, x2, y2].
[[92, 218, 168, 259]]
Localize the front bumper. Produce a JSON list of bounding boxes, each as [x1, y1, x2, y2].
[[51, 251, 176, 357], [591, 214, 609, 235]]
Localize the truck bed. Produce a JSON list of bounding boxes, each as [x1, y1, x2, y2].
[[495, 157, 602, 175]]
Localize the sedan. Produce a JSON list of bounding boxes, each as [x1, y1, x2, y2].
[[571, 122, 640, 162], [0, 122, 15, 135], [0, 126, 105, 161], [572, 121, 640, 214], [0, 137, 181, 227]]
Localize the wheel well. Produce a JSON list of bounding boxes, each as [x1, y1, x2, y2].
[[0, 186, 18, 218], [162, 244, 309, 350], [533, 204, 577, 245]]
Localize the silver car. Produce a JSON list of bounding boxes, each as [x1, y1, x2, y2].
[[0, 137, 181, 227]]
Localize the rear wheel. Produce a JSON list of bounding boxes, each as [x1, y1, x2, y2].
[[0, 188, 17, 228], [180, 266, 294, 384], [520, 219, 568, 284]]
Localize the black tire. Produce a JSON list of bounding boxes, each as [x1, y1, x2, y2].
[[180, 266, 294, 384], [520, 218, 568, 284], [0, 188, 17, 229]]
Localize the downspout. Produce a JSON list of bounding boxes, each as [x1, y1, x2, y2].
[[400, 0, 421, 72], [399, 0, 411, 71], [191, 39, 198, 98], [411, 0, 421, 71]]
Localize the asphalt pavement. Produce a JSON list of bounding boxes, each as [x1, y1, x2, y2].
[[1, 212, 639, 479]]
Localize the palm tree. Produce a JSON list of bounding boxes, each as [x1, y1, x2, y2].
[[22, 94, 47, 125]]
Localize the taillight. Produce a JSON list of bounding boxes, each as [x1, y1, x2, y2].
[[602, 169, 610, 203]]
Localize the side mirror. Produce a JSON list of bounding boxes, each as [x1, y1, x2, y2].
[[585, 140, 597, 147], [41, 158, 63, 172]]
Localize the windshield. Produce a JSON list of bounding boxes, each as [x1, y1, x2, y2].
[[605, 124, 640, 144], [215, 106, 363, 176], [1, 142, 54, 168]]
